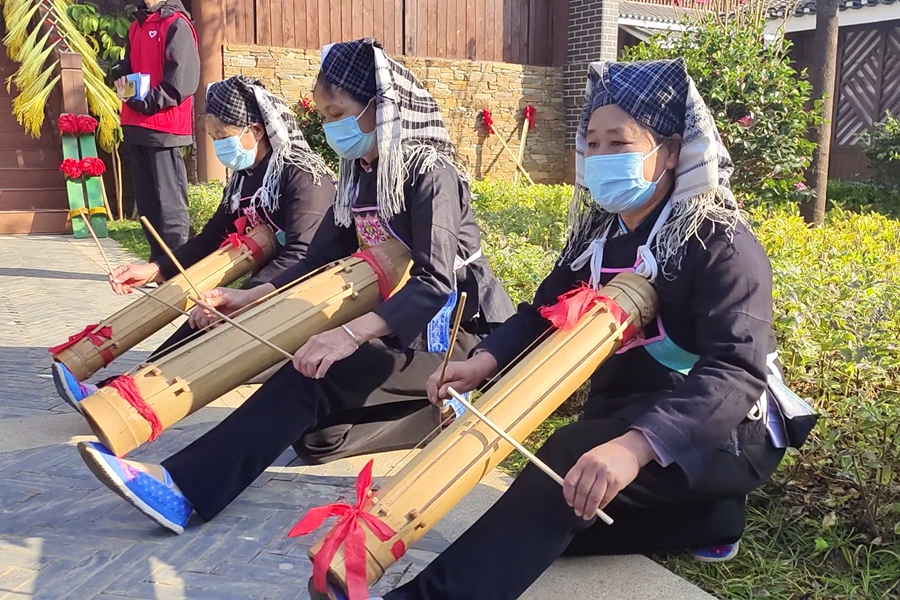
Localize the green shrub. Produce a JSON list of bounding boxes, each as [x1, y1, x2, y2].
[[621, 20, 818, 205], [187, 182, 225, 229], [827, 180, 900, 220], [294, 98, 340, 172], [861, 111, 900, 190]]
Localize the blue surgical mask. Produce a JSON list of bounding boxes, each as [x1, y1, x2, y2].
[[583, 145, 665, 214], [214, 128, 258, 172], [323, 101, 377, 160]]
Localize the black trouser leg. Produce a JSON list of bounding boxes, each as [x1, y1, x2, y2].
[[130, 145, 189, 261], [386, 418, 784, 600], [161, 336, 477, 521]]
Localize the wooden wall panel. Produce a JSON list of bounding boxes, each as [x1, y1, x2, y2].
[[226, 0, 564, 66]]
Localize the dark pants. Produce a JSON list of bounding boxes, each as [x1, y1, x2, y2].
[[128, 144, 190, 261], [162, 332, 480, 521], [386, 418, 785, 600]]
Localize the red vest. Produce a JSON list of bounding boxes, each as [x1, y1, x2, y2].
[[119, 11, 197, 136]]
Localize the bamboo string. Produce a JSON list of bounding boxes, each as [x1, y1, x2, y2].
[[139, 216, 203, 298], [437, 291, 468, 388], [447, 387, 614, 525]]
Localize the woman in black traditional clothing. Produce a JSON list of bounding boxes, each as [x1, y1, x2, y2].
[[367, 58, 796, 600], [75, 38, 514, 534], [52, 75, 336, 409]]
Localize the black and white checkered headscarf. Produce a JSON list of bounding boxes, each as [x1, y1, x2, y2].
[[320, 38, 462, 227], [206, 76, 333, 213], [564, 58, 744, 276]]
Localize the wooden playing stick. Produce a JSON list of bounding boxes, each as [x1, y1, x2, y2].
[[446, 386, 615, 526], [192, 297, 294, 361], [490, 123, 536, 186], [139, 216, 203, 298], [438, 292, 468, 387], [78, 208, 114, 275], [514, 116, 530, 185]]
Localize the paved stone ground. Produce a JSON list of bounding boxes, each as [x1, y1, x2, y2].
[[0, 234, 715, 600], [0, 235, 443, 599]]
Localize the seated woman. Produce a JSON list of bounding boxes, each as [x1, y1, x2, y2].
[[53, 75, 336, 410], [369, 58, 787, 600], [75, 38, 515, 534]]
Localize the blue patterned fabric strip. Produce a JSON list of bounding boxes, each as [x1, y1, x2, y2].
[[426, 288, 458, 353]]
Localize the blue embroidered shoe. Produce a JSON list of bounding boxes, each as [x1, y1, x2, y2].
[[51, 362, 97, 413], [691, 541, 740, 563], [77, 441, 192, 534]]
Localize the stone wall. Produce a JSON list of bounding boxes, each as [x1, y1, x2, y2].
[[223, 45, 567, 184]]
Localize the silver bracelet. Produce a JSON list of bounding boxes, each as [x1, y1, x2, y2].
[[341, 324, 360, 347]]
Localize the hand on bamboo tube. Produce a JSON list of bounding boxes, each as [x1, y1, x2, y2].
[[293, 313, 390, 379], [109, 263, 161, 295], [187, 287, 257, 330], [426, 351, 498, 406], [563, 431, 657, 521]]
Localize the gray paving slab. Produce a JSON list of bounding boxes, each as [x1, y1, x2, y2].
[[0, 233, 715, 599]]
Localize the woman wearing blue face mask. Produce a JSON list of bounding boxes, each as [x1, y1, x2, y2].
[[52, 76, 336, 411], [362, 59, 798, 600], [75, 39, 514, 536]]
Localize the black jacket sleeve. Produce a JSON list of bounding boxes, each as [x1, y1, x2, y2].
[[269, 207, 358, 289], [125, 17, 200, 116], [372, 166, 463, 350], [247, 170, 335, 286], [474, 258, 576, 368], [155, 201, 232, 280], [630, 230, 774, 485]]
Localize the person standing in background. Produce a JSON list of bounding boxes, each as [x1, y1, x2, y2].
[[110, 0, 200, 260]]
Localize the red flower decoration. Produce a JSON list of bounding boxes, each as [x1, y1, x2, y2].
[[76, 115, 99, 134], [525, 105, 536, 130], [482, 109, 495, 136], [58, 113, 79, 135], [79, 157, 106, 178], [60, 158, 83, 179], [300, 97, 312, 110], [737, 115, 754, 128]]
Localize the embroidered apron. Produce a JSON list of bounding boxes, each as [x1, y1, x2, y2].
[[350, 194, 481, 419], [571, 202, 788, 449], [232, 184, 287, 245]]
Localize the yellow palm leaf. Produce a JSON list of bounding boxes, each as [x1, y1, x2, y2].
[[11, 34, 58, 95], [12, 63, 59, 136], [3, 3, 41, 59]]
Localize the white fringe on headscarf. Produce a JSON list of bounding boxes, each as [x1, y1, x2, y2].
[[222, 85, 334, 215], [563, 62, 746, 279], [328, 47, 465, 228]]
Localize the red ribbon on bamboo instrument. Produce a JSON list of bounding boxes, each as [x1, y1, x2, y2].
[[107, 375, 163, 442], [48, 324, 115, 365], [288, 460, 406, 600], [352, 249, 393, 300], [525, 105, 536, 129], [481, 108, 496, 135], [539, 284, 638, 342], [219, 216, 265, 266]]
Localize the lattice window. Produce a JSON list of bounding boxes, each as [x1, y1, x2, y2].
[[835, 27, 883, 146]]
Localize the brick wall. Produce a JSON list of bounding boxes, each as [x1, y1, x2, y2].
[[223, 45, 567, 184], [564, 0, 620, 179]]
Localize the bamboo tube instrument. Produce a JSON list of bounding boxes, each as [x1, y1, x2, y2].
[[305, 272, 658, 595], [50, 224, 278, 381], [79, 240, 413, 457]]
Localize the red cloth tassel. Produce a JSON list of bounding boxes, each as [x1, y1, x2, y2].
[[60, 158, 84, 180], [219, 216, 265, 267], [58, 113, 80, 135], [481, 109, 495, 136], [288, 460, 406, 600], [539, 284, 638, 343], [48, 324, 115, 365], [79, 157, 106, 178], [525, 105, 536, 130], [76, 115, 99, 134], [107, 375, 163, 443], [352, 249, 393, 300]]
